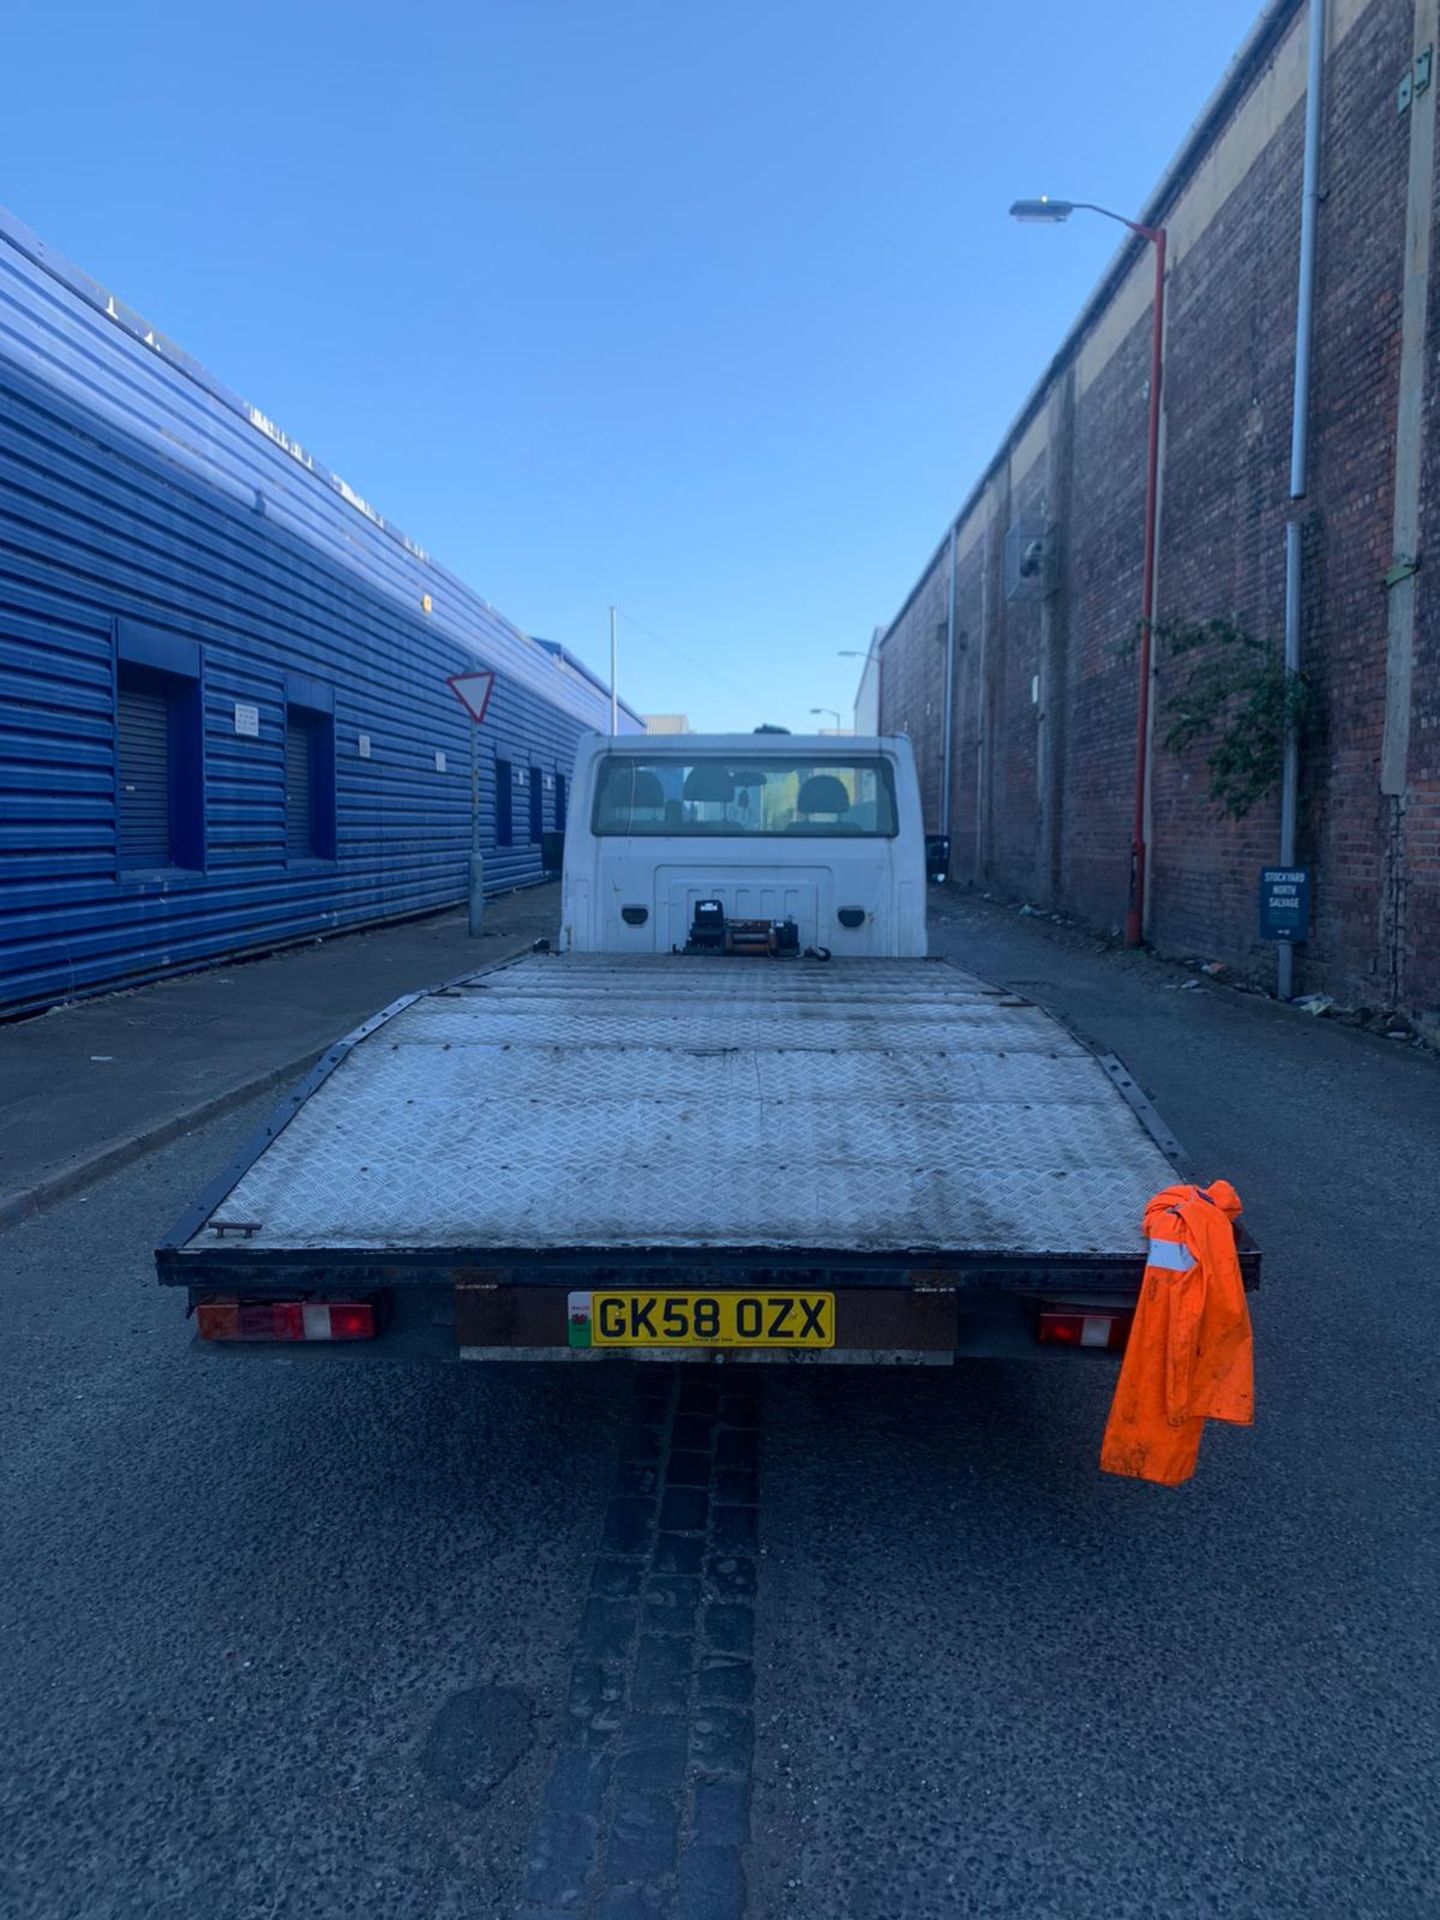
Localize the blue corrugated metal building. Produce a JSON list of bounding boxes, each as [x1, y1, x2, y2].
[[0, 208, 641, 1014]]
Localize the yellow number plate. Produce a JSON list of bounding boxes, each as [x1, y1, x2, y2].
[[580, 1291, 834, 1349]]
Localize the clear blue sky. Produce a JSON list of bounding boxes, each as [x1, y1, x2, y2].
[[4, 0, 1260, 732]]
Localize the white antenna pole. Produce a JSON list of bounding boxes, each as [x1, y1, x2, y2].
[[609, 606, 619, 735]]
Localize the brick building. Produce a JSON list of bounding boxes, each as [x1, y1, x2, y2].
[[872, 0, 1438, 1034]]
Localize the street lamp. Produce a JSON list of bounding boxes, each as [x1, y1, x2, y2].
[[810, 707, 842, 731], [1011, 196, 1167, 948], [838, 649, 873, 740]]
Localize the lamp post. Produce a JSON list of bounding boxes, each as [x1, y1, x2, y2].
[[1011, 196, 1167, 947], [609, 605, 619, 736], [840, 642, 881, 739], [810, 706, 842, 732]]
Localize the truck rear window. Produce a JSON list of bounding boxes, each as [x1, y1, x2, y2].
[[591, 754, 899, 837]]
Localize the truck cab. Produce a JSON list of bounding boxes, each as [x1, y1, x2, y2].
[[556, 732, 928, 958]]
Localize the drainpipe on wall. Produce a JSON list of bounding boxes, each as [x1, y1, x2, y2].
[[1379, 0, 1437, 1009], [974, 515, 990, 881], [1278, 0, 1326, 1002], [941, 523, 958, 837]]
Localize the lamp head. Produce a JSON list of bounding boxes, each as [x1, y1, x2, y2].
[[1010, 197, 1075, 224]]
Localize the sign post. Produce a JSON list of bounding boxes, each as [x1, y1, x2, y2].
[[1259, 867, 1310, 945], [445, 671, 496, 936]]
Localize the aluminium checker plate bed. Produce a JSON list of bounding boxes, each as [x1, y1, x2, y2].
[[159, 952, 1196, 1277]]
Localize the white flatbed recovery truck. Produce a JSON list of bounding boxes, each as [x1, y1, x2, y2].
[[158, 734, 1256, 1360]]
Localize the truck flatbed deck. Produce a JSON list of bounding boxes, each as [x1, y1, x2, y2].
[[160, 730, 1259, 1363], [161, 952, 1190, 1283]]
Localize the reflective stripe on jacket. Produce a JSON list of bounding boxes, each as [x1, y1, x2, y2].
[[1100, 1180, 1254, 1487]]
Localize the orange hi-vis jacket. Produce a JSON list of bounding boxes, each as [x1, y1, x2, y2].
[[1100, 1180, 1254, 1487]]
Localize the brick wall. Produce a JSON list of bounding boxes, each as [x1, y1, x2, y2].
[[877, 0, 1439, 1028]]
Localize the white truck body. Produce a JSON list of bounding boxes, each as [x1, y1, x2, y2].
[[158, 733, 1255, 1362], [558, 734, 928, 959]]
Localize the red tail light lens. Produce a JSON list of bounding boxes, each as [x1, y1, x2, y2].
[[321, 1302, 376, 1341], [1037, 1307, 1132, 1351], [195, 1300, 239, 1341], [248, 1301, 304, 1340], [197, 1299, 376, 1343]]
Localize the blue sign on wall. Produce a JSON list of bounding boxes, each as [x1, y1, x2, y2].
[[1259, 868, 1310, 942]]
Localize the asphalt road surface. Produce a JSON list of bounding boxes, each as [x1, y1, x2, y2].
[[3, 895, 1437, 1919]]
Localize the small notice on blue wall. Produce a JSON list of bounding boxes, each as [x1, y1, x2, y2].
[[1259, 868, 1310, 942]]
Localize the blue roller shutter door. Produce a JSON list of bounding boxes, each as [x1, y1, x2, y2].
[[117, 680, 172, 867], [286, 712, 316, 859], [114, 633, 204, 874]]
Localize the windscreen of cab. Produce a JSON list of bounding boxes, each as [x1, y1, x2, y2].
[[591, 754, 899, 836]]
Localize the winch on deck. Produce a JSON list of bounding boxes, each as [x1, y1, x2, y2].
[[680, 898, 803, 957]]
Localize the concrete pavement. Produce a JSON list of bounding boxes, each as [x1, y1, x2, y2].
[[2, 889, 1437, 1918], [0, 886, 559, 1228]]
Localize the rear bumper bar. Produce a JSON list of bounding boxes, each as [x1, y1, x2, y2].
[[174, 1274, 1208, 1365], [158, 1239, 1261, 1293]]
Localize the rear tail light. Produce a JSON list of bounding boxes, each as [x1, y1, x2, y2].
[[322, 1302, 377, 1341], [197, 1298, 377, 1343], [1036, 1307, 1133, 1351]]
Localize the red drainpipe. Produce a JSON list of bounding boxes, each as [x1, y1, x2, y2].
[[1125, 224, 1167, 948]]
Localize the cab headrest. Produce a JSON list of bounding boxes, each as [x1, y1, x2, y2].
[[683, 764, 736, 803], [795, 774, 850, 815], [627, 771, 665, 809]]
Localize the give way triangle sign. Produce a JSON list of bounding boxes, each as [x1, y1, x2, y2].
[[446, 670, 495, 724]]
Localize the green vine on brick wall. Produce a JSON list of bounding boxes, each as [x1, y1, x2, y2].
[[1151, 617, 1309, 822]]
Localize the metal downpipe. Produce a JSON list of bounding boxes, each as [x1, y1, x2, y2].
[[1279, 0, 1325, 1001], [941, 524, 957, 837]]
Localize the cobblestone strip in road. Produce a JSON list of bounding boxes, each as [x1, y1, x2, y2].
[[516, 1366, 759, 1920]]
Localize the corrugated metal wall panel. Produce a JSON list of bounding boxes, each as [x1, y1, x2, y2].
[[0, 211, 641, 1013], [0, 210, 643, 738]]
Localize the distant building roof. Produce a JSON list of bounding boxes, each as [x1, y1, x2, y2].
[[643, 714, 691, 734]]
